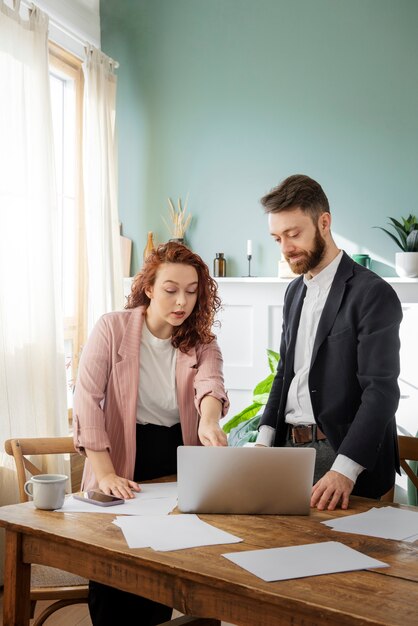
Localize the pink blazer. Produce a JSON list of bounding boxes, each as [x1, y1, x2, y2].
[[73, 307, 229, 490]]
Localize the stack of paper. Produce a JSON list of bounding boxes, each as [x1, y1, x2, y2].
[[322, 506, 418, 542], [114, 514, 243, 551]]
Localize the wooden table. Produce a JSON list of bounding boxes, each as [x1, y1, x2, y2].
[[0, 497, 417, 626]]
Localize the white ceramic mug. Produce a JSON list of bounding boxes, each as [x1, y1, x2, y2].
[[24, 474, 68, 510]]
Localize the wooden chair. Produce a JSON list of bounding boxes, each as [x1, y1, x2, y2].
[[4, 436, 89, 626], [381, 435, 418, 503]]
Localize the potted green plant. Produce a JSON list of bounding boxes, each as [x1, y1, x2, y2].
[[222, 349, 279, 446], [374, 214, 418, 277]]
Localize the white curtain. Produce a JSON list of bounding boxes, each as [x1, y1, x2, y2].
[[0, 0, 68, 581], [83, 45, 124, 332]]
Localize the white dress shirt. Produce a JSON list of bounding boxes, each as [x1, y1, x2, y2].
[[257, 251, 364, 483]]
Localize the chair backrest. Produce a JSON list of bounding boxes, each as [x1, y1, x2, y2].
[[4, 437, 79, 503], [399, 434, 418, 492], [382, 435, 418, 503]]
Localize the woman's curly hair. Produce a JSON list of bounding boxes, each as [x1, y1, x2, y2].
[[125, 242, 221, 353]]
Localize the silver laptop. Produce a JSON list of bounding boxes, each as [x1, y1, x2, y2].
[[177, 446, 316, 515]]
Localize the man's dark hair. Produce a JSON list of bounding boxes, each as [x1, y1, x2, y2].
[[261, 174, 330, 222]]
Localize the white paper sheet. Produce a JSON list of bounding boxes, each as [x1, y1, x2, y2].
[[135, 482, 178, 499], [114, 514, 243, 551], [57, 491, 177, 515], [222, 541, 388, 582], [322, 506, 418, 540]]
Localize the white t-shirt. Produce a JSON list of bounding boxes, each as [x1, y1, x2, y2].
[[136, 322, 180, 427]]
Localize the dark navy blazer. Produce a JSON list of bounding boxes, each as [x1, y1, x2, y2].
[[260, 251, 402, 498]]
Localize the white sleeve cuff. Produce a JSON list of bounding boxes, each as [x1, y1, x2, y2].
[[255, 425, 276, 447], [331, 454, 365, 483]]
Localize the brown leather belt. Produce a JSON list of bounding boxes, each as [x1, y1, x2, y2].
[[288, 424, 327, 444]]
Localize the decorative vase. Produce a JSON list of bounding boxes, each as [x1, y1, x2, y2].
[[395, 252, 418, 278], [143, 231, 155, 261], [169, 238, 184, 245]]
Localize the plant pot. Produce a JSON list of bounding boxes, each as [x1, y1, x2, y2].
[[395, 252, 418, 278], [168, 238, 184, 244]]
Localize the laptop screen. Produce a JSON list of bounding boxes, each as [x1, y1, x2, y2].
[[177, 446, 315, 515]]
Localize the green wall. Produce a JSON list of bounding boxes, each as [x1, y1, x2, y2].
[[100, 0, 418, 277]]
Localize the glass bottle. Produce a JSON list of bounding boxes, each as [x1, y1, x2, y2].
[[213, 252, 226, 277], [143, 231, 155, 261]]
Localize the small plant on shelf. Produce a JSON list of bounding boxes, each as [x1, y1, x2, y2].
[[162, 196, 192, 241], [374, 215, 418, 251]]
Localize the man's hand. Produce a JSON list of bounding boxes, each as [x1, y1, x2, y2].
[[311, 470, 354, 510]]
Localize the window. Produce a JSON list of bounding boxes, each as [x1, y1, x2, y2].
[[49, 43, 86, 410]]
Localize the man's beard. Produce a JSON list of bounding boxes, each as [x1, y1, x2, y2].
[[285, 227, 326, 275]]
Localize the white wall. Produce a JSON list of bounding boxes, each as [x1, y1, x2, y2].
[[36, 0, 100, 56], [4, 0, 100, 57]]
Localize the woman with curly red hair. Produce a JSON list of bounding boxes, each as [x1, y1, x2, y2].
[[73, 241, 229, 626]]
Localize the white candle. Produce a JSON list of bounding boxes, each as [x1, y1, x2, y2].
[[247, 239, 252, 256]]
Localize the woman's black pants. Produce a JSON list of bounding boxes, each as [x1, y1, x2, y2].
[[88, 422, 183, 626]]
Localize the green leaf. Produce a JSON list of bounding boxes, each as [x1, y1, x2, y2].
[[222, 402, 261, 433], [253, 373, 274, 398], [228, 414, 261, 447], [406, 230, 418, 252], [222, 348, 278, 436], [373, 226, 405, 251], [403, 215, 417, 231], [374, 215, 418, 252], [390, 224, 408, 248], [389, 217, 406, 231], [253, 392, 271, 405], [267, 349, 280, 373]]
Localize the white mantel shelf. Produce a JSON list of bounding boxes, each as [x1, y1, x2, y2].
[[213, 276, 418, 303], [215, 277, 418, 282]]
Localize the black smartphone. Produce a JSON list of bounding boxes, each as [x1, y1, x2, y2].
[[73, 490, 125, 507]]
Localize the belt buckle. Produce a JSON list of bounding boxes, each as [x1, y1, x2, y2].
[[310, 424, 316, 442], [291, 424, 314, 444], [291, 425, 307, 444]]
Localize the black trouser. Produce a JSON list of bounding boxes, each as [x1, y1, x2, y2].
[[88, 422, 183, 626], [284, 427, 337, 485]]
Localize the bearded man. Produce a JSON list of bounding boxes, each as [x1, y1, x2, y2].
[[256, 174, 402, 511]]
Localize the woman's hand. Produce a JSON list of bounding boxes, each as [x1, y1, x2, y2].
[[85, 448, 141, 499], [198, 417, 228, 446], [198, 420, 228, 446], [198, 396, 227, 446], [98, 474, 141, 499]]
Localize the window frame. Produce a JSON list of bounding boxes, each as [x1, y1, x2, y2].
[[48, 42, 87, 392]]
